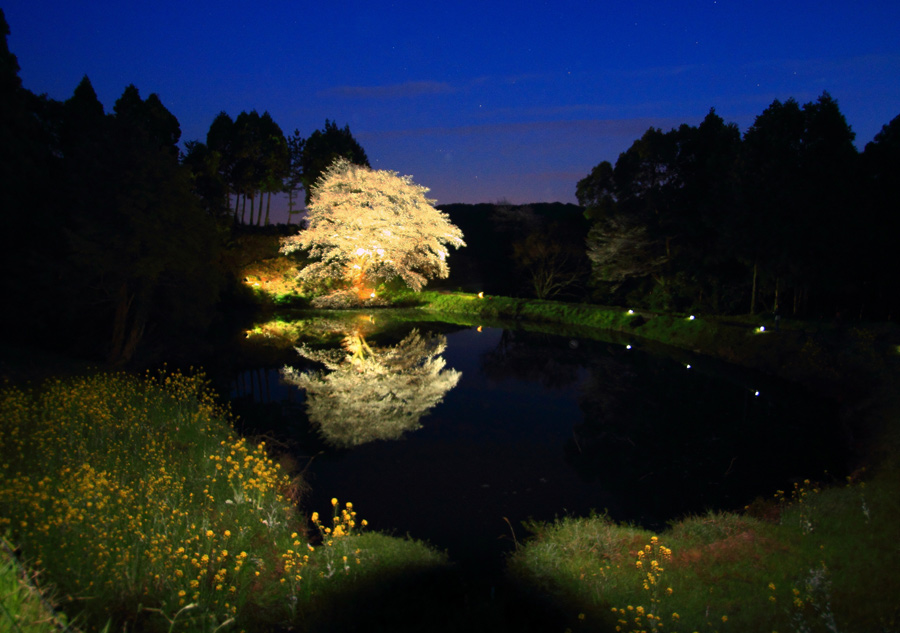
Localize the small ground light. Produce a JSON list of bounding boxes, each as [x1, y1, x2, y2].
[[758, 326, 766, 332], [689, 315, 695, 320], [686, 364, 691, 369], [478, 292, 484, 298], [626, 344, 632, 350], [755, 390, 760, 396], [628, 309, 634, 314]]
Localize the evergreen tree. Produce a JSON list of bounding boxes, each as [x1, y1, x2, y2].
[[299, 120, 369, 204]]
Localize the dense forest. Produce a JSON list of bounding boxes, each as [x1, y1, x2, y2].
[[575, 100, 900, 319], [2, 7, 898, 368]]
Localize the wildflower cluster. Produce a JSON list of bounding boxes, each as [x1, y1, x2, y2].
[[309, 498, 367, 578], [774, 479, 819, 534], [0, 372, 321, 631], [611, 537, 679, 633]]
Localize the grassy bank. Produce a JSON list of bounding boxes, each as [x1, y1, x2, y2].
[[506, 470, 900, 632], [412, 291, 898, 399], [0, 370, 451, 632]]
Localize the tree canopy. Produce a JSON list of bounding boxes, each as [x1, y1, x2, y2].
[[280, 158, 465, 303], [299, 120, 369, 204], [576, 96, 878, 316]]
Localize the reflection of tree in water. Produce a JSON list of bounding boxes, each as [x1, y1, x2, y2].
[[282, 330, 461, 447], [480, 329, 583, 389], [569, 350, 844, 528]]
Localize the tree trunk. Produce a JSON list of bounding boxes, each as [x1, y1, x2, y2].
[[264, 191, 271, 226], [108, 281, 133, 364], [774, 277, 780, 313], [248, 193, 255, 226], [750, 260, 758, 315], [241, 194, 247, 224], [107, 281, 149, 366]]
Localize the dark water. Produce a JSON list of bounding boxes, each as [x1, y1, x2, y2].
[[228, 318, 847, 575]]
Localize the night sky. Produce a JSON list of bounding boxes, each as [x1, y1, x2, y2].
[[5, 1, 900, 220]]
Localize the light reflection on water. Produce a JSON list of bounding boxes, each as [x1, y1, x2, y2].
[[230, 320, 846, 572]]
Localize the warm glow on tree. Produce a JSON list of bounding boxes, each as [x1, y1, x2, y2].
[[280, 158, 465, 298]]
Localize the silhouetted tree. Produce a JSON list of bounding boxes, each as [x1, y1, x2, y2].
[[258, 112, 288, 226], [576, 160, 616, 221], [859, 113, 900, 318], [232, 110, 266, 224], [205, 111, 239, 217], [182, 139, 231, 222], [299, 120, 369, 204], [669, 111, 743, 312], [61, 85, 223, 364], [740, 93, 857, 315], [583, 127, 682, 306], [0, 9, 61, 334]]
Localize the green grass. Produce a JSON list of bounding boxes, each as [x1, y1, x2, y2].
[[506, 471, 900, 632], [0, 371, 450, 632], [1, 536, 80, 633]]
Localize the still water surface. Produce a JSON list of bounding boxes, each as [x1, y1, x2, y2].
[[229, 316, 846, 573]]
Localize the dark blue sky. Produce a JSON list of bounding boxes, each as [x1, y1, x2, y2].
[[5, 1, 900, 219]]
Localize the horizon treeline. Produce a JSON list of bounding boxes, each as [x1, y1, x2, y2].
[[574, 95, 900, 320], [440, 95, 899, 319]]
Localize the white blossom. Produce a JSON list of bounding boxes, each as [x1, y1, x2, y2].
[[280, 158, 465, 294]]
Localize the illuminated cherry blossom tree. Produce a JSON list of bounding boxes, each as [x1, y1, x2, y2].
[[280, 158, 465, 302]]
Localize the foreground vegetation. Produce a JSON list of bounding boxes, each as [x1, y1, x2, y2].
[[0, 371, 449, 632]]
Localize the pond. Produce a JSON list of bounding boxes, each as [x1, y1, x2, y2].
[[226, 312, 848, 575]]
